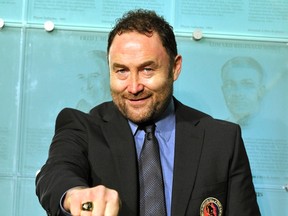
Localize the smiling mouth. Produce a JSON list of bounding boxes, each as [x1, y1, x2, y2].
[[129, 97, 148, 101], [125, 92, 151, 100], [125, 95, 151, 106]]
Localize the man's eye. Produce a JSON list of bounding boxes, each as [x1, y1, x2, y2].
[[144, 68, 152, 72], [115, 69, 129, 79], [117, 69, 126, 73], [143, 68, 154, 75]]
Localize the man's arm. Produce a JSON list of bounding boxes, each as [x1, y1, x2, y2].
[[36, 109, 120, 215], [225, 125, 261, 215]]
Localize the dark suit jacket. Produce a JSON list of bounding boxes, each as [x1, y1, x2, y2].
[[36, 98, 260, 216]]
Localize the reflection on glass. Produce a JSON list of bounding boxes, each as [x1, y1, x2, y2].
[[221, 56, 265, 127], [75, 50, 110, 113]]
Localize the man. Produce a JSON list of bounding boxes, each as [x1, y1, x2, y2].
[[36, 9, 260, 216], [221, 56, 265, 127]]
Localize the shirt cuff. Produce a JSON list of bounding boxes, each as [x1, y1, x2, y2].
[[59, 192, 71, 216]]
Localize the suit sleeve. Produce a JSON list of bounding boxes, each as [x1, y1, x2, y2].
[[226, 125, 261, 215], [35, 108, 91, 216]]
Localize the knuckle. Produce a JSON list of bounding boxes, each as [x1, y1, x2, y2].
[[110, 189, 119, 198]]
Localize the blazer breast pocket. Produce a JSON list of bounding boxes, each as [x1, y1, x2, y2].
[[191, 181, 227, 200]]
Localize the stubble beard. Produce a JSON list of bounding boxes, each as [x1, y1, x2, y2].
[[111, 82, 173, 124]]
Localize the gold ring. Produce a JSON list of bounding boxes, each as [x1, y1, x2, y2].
[[81, 202, 93, 211]]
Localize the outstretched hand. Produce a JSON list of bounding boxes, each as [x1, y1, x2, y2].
[[63, 185, 121, 216]]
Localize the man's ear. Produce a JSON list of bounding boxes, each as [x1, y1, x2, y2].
[[173, 55, 182, 81]]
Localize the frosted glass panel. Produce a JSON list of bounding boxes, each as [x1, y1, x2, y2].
[[175, 0, 288, 38], [16, 178, 46, 215], [20, 29, 111, 175], [175, 37, 288, 187], [0, 178, 15, 215], [0, 0, 23, 22], [0, 27, 21, 174], [256, 187, 288, 216], [27, 0, 173, 26]]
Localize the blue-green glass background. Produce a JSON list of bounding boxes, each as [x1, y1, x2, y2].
[[0, 0, 287, 215]]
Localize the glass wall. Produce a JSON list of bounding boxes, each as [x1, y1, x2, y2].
[[0, 0, 287, 215]]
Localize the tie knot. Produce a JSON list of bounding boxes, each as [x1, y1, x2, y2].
[[144, 124, 155, 134], [138, 123, 156, 141], [143, 123, 155, 140]]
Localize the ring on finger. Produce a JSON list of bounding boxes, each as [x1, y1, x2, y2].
[[81, 201, 93, 211]]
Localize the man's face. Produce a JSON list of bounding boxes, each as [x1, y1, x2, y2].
[[108, 31, 181, 124], [222, 67, 264, 122]]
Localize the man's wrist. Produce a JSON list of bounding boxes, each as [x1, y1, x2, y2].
[[60, 186, 88, 215]]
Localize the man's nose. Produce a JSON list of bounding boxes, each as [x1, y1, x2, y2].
[[127, 73, 144, 94]]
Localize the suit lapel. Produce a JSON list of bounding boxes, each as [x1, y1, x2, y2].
[[99, 104, 138, 214], [171, 100, 206, 215]]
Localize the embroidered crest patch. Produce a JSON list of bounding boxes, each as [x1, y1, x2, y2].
[[200, 197, 223, 216]]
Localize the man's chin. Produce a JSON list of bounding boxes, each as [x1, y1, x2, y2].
[[123, 108, 154, 124], [126, 114, 152, 124]]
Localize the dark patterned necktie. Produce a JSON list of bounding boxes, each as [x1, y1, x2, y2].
[[138, 124, 166, 216]]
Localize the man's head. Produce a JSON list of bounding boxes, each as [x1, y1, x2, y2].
[[221, 56, 265, 124], [107, 9, 182, 124]]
